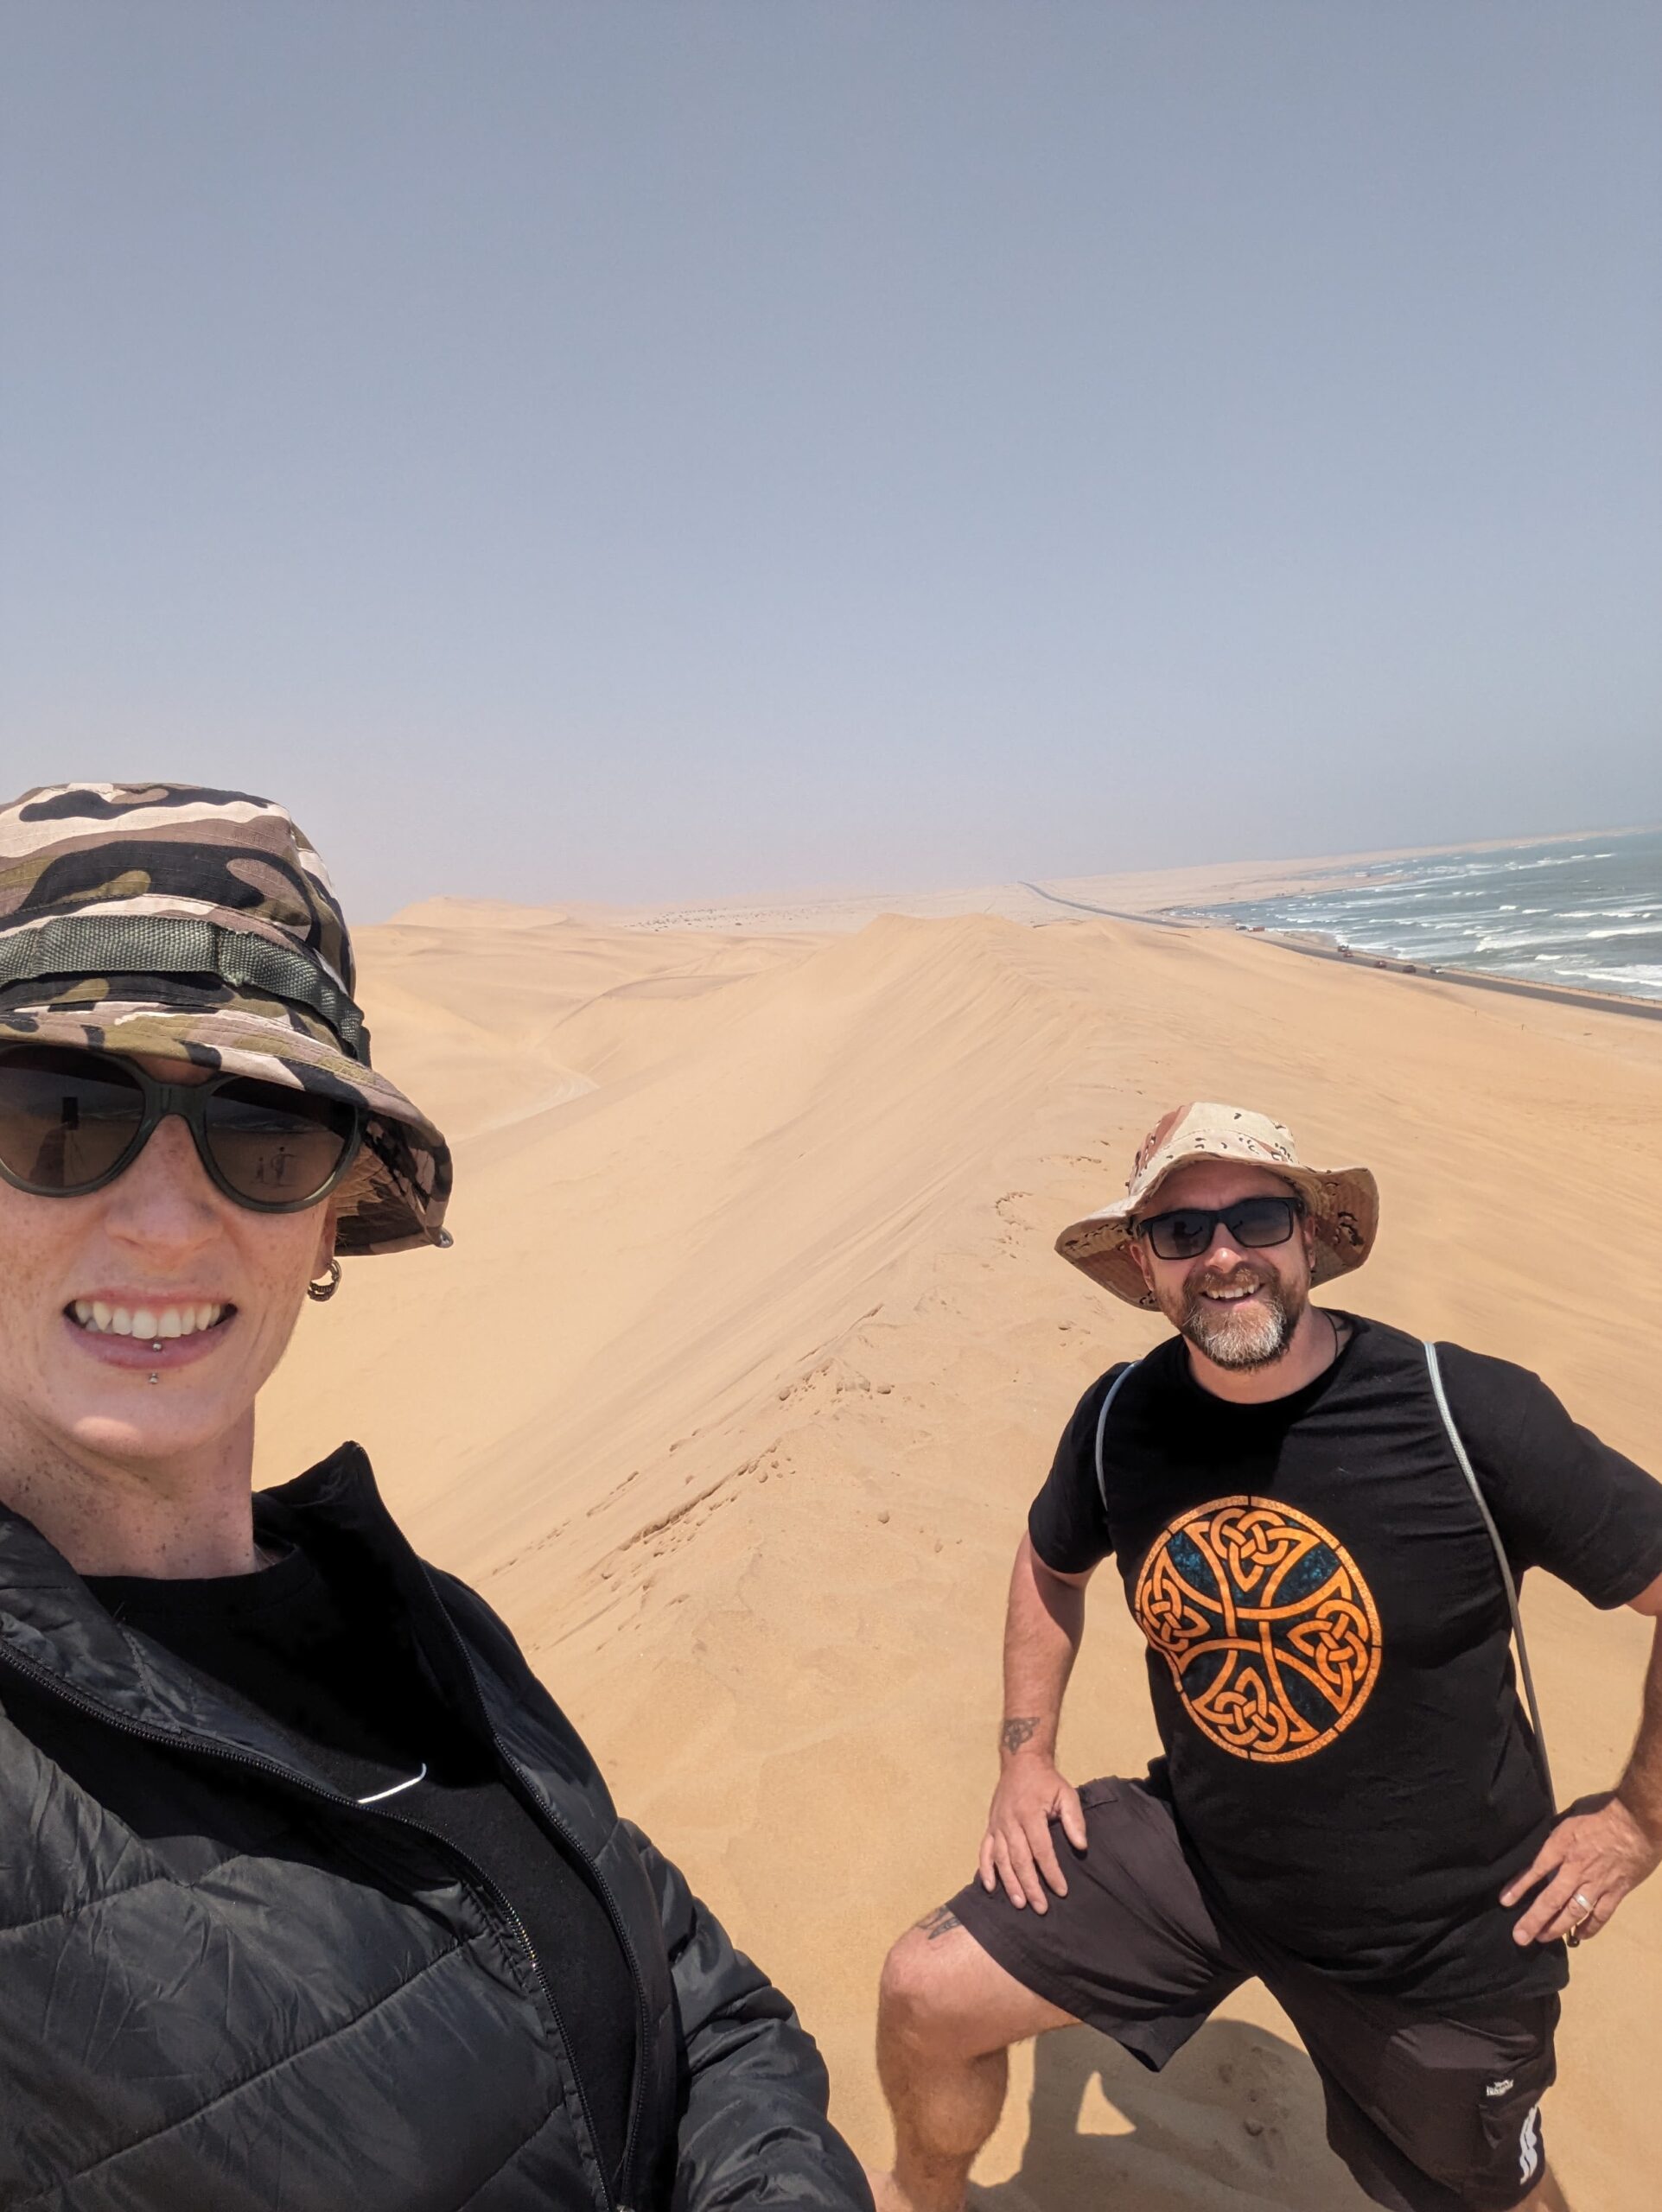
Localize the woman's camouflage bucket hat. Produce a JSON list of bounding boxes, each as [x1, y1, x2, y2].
[[1056, 1101, 1378, 1308], [0, 784, 451, 1257]]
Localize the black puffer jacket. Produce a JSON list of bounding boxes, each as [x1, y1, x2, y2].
[[0, 1446, 872, 2212]]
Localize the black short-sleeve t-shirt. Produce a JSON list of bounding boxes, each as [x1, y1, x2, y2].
[[1028, 1314, 1662, 2005]]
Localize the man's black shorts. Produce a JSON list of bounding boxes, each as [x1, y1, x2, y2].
[[949, 1776, 1557, 2212]]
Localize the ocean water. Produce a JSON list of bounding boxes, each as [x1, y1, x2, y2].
[[1189, 827, 1662, 1001]]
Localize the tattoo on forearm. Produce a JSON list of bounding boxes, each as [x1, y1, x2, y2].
[[914, 1906, 960, 1941], [1001, 1716, 1040, 1756]]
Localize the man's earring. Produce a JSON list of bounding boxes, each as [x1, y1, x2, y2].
[[308, 1258, 343, 1303]]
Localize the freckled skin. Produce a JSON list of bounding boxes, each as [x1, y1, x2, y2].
[[0, 1057, 336, 1579]]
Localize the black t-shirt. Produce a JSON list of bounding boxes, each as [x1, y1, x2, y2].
[[85, 1545, 636, 2186], [1028, 1315, 1662, 2005]]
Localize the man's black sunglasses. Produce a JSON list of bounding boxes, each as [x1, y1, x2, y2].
[[0, 1045, 364, 1212], [1133, 1193, 1305, 1263]]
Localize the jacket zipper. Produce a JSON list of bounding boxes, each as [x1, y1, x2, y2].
[[0, 1637, 630, 2212], [417, 1580, 653, 2209], [460, 1857, 619, 2208]]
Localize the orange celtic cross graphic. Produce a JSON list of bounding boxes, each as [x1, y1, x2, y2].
[[1133, 1498, 1382, 1763]]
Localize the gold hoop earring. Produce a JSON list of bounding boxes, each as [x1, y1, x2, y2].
[[307, 1258, 342, 1303]]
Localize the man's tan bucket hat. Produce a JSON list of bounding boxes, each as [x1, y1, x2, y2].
[[1056, 1102, 1379, 1308]]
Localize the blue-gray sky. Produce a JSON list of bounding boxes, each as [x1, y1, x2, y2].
[[3, 2, 1659, 918]]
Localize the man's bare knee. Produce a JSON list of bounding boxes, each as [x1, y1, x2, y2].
[[879, 1927, 961, 2049], [879, 1911, 1075, 2062]]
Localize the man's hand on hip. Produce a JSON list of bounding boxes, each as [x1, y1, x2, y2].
[[1501, 1791, 1662, 1947], [978, 1731, 1087, 1913]]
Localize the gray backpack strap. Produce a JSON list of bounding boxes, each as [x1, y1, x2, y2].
[[1423, 1341, 1555, 1809], [1093, 1360, 1141, 1517]]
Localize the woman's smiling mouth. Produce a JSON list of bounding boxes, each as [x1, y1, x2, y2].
[[68, 1300, 229, 1339], [62, 1297, 237, 1370]]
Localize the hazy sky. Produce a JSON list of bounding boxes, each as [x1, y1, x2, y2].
[[3, 3, 1659, 918]]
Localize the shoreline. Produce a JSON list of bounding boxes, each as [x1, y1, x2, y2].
[[1020, 877, 1662, 1022], [1244, 928, 1662, 1023], [1039, 819, 1659, 920], [1151, 822, 1659, 1019]]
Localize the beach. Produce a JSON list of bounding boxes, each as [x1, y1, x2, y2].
[[260, 887, 1662, 2209], [1187, 827, 1662, 1004]]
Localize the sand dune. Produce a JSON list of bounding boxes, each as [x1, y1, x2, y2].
[[259, 902, 1662, 2208]]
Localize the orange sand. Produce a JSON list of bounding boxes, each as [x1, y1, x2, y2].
[[259, 899, 1661, 2209]]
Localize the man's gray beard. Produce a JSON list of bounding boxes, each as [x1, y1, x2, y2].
[[1175, 1271, 1308, 1370]]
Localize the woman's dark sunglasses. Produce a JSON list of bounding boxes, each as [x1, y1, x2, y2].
[[0, 1045, 364, 1212], [1133, 1192, 1304, 1263]]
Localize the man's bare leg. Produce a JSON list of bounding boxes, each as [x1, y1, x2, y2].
[[867, 1906, 1078, 2212]]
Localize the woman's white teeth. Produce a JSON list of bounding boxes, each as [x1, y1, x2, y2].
[[73, 1301, 225, 1338]]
